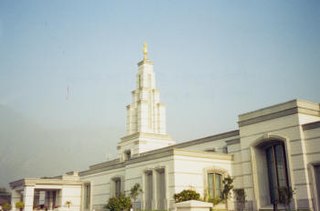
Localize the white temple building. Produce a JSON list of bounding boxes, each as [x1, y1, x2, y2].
[[10, 44, 320, 211]]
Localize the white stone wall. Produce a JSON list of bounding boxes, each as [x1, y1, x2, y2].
[[236, 100, 320, 210]]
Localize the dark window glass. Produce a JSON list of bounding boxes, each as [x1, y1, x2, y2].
[[265, 142, 289, 203]]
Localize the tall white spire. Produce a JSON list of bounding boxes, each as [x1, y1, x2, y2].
[[117, 43, 175, 160], [126, 43, 166, 135]]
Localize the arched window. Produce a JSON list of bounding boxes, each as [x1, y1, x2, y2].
[[265, 142, 289, 203], [208, 172, 223, 200]]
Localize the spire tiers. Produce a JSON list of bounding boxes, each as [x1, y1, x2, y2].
[[117, 43, 175, 160]]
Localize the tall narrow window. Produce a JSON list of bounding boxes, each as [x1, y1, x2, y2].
[[208, 173, 223, 199], [156, 168, 166, 210], [84, 183, 91, 209], [145, 171, 153, 210], [314, 164, 320, 210], [112, 178, 121, 197], [265, 142, 289, 203]]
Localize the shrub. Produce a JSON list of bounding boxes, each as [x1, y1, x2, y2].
[[15, 201, 24, 209], [208, 196, 223, 205], [2, 202, 12, 211], [173, 189, 200, 203], [105, 193, 132, 211]]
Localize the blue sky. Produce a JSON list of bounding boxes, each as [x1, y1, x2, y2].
[[0, 0, 319, 188]]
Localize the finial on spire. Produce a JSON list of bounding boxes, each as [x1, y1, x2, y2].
[[143, 42, 148, 61]]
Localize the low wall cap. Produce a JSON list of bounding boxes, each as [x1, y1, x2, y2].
[[175, 200, 213, 208]]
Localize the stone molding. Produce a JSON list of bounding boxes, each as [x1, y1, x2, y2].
[[173, 130, 239, 149], [120, 132, 172, 143], [303, 120, 320, 130], [238, 99, 320, 127], [80, 148, 232, 176], [10, 178, 83, 189]]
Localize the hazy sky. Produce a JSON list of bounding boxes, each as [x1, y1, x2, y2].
[[0, 0, 319, 188]]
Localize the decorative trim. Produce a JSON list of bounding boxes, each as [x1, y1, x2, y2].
[[206, 167, 228, 176], [238, 99, 319, 127], [291, 151, 320, 157], [239, 107, 298, 127], [80, 148, 232, 177], [303, 136, 320, 142], [225, 138, 240, 145], [239, 124, 298, 139], [295, 183, 311, 186], [293, 168, 307, 171], [10, 178, 84, 189], [303, 121, 320, 130], [173, 130, 239, 149], [251, 134, 287, 148]]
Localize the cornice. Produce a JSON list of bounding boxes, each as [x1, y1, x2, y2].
[[238, 107, 298, 127], [238, 99, 319, 127], [303, 121, 320, 131], [80, 147, 232, 177], [120, 132, 171, 143], [225, 138, 240, 145], [172, 130, 239, 149], [10, 178, 83, 189], [173, 149, 232, 160]]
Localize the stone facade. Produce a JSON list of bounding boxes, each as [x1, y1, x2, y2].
[[9, 45, 320, 211]]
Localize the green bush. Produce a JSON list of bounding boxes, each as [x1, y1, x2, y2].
[[15, 201, 24, 209], [2, 202, 12, 211], [208, 196, 223, 205], [173, 189, 200, 203], [105, 193, 132, 211]]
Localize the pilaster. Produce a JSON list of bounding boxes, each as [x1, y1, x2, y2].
[[23, 186, 34, 211], [11, 189, 21, 211]]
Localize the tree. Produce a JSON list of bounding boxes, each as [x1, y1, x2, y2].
[[222, 176, 234, 210], [129, 183, 143, 210], [105, 193, 132, 211], [174, 189, 200, 203]]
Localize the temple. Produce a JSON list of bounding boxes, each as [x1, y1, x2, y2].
[[9, 44, 320, 211]]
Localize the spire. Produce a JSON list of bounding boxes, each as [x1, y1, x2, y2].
[[118, 43, 175, 158], [143, 42, 148, 61]]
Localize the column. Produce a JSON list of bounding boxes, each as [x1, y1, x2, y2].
[[23, 186, 35, 211], [153, 170, 157, 209], [11, 189, 21, 211]]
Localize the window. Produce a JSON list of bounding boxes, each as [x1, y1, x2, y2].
[[145, 171, 153, 210], [208, 173, 223, 199], [156, 168, 166, 210], [112, 178, 121, 197], [265, 142, 289, 203], [84, 183, 91, 209], [124, 150, 131, 161]]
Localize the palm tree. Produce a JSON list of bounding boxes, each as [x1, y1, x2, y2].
[[129, 183, 143, 211]]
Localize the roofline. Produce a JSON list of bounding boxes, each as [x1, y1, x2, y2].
[[238, 99, 319, 127], [80, 148, 232, 177], [10, 178, 84, 189]]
